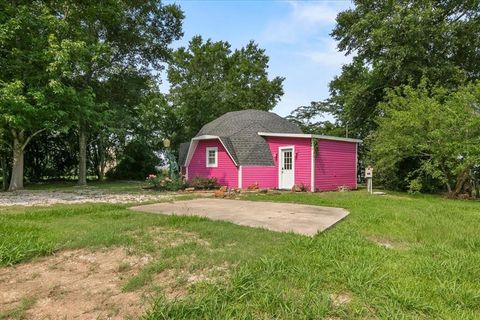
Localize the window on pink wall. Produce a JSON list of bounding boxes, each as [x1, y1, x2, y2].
[[206, 147, 218, 167]]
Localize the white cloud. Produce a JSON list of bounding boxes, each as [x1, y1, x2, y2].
[[289, 1, 339, 25], [262, 20, 299, 43], [259, 1, 354, 114], [302, 38, 352, 68], [261, 1, 350, 43]]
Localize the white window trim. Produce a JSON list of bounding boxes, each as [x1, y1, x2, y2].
[[206, 147, 218, 168]]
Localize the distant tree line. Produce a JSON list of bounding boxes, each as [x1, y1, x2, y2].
[[0, 1, 283, 191], [288, 0, 480, 197]]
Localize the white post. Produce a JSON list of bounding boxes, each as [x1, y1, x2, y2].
[[365, 166, 373, 194]]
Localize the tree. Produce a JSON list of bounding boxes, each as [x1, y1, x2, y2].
[[47, 0, 184, 185], [370, 81, 480, 196], [167, 36, 284, 144], [107, 140, 162, 181], [132, 92, 173, 149], [24, 130, 78, 181], [0, 2, 62, 191], [297, 0, 480, 138], [90, 71, 162, 181], [0, 128, 9, 191], [287, 101, 348, 137]]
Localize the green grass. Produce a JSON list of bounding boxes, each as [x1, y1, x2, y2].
[[0, 297, 36, 320], [1, 190, 480, 319]]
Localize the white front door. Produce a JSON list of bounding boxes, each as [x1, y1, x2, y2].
[[279, 147, 294, 189]]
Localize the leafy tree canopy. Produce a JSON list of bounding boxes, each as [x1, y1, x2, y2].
[[286, 101, 348, 137], [370, 81, 480, 196], [0, 0, 184, 189], [167, 36, 284, 145], [46, 0, 184, 185], [0, 1, 65, 190], [291, 0, 480, 137]]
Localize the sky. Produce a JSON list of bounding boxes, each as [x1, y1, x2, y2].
[[163, 0, 353, 117]]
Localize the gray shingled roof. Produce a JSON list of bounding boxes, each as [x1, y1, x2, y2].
[[178, 109, 303, 166]]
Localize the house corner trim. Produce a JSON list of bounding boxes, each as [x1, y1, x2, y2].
[[311, 139, 315, 192], [238, 166, 242, 189]]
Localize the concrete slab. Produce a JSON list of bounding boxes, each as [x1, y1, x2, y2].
[[130, 199, 349, 236]]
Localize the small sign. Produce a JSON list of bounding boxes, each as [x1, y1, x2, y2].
[[365, 166, 373, 178]]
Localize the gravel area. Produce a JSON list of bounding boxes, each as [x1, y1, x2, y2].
[[0, 190, 178, 207]]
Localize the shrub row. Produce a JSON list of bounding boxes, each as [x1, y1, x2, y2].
[[146, 175, 219, 191]]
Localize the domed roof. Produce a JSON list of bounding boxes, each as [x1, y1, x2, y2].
[[196, 109, 302, 138], [192, 109, 303, 166]]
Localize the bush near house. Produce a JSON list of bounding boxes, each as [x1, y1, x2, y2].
[[145, 175, 220, 191], [146, 174, 187, 191], [188, 177, 220, 190]]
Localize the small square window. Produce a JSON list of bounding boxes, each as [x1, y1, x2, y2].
[[206, 147, 218, 167]]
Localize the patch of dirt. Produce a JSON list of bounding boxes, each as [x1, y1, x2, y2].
[[151, 262, 230, 300], [0, 190, 179, 207], [152, 270, 189, 300], [330, 292, 352, 307], [0, 247, 154, 319], [367, 235, 408, 250], [126, 227, 211, 252], [148, 227, 211, 247], [186, 263, 230, 283]]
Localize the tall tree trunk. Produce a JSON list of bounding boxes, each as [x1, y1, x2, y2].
[[1, 155, 8, 191], [97, 139, 106, 181], [78, 123, 87, 185], [445, 181, 452, 195], [475, 179, 480, 199], [453, 168, 470, 197], [8, 133, 24, 191], [7, 129, 46, 191]]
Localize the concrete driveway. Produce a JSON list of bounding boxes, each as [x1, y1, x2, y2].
[[130, 199, 349, 236]]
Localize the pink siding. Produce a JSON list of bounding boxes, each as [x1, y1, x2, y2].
[[264, 137, 312, 189], [315, 140, 357, 191], [187, 139, 238, 187], [187, 136, 357, 192], [242, 166, 277, 189]]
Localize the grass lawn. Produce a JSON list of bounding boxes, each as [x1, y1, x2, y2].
[[1, 190, 480, 319]]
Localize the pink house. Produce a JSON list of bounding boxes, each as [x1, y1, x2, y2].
[[178, 110, 361, 192]]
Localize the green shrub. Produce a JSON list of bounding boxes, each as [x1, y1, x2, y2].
[[146, 174, 187, 191], [408, 178, 423, 194], [107, 140, 161, 180], [164, 177, 188, 191], [188, 176, 219, 190]]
